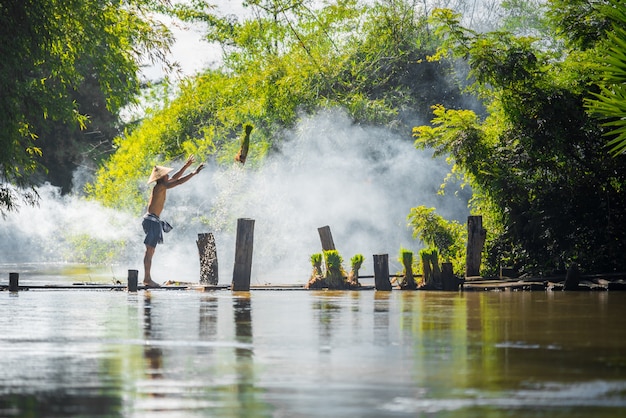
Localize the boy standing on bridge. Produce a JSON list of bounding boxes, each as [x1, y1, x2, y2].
[[143, 155, 205, 287]]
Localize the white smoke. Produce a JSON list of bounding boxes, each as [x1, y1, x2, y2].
[[0, 109, 469, 284]]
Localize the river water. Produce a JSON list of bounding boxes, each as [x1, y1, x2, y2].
[[1, 273, 626, 417]]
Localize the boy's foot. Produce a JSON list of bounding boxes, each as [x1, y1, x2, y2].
[[143, 279, 161, 288]]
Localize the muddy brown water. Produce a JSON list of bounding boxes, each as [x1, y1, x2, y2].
[[1, 267, 626, 417]]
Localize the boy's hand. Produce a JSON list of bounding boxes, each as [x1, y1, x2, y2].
[[185, 155, 196, 166], [194, 163, 205, 175]]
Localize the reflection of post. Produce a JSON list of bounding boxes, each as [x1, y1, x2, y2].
[[233, 295, 256, 410], [465, 215, 486, 278], [197, 233, 218, 285], [234, 296, 253, 358], [373, 292, 390, 345], [317, 225, 336, 251], [373, 254, 392, 291], [199, 296, 219, 341], [143, 293, 163, 379], [313, 297, 338, 350], [232, 219, 255, 291]]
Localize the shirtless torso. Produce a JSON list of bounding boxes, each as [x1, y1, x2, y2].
[[143, 155, 205, 287], [147, 183, 167, 217]]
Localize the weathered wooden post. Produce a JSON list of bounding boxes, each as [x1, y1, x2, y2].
[[465, 215, 486, 279], [127, 269, 138, 292], [197, 232, 219, 285], [232, 218, 255, 291], [318, 225, 336, 251], [563, 263, 580, 291], [9, 272, 19, 292], [441, 262, 459, 291], [373, 254, 392, 291]]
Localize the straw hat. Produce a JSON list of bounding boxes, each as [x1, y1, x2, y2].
[[147, 165, 173, 184]]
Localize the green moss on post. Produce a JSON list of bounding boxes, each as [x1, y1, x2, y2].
[[324, 250, 346, 289], [399, 249, 417, 290], [347, 254, 364, 289], [305, 253, 325, 289]]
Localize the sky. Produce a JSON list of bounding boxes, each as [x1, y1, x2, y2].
[[141, 0, 247, 80], [143, 0, 506, 80]]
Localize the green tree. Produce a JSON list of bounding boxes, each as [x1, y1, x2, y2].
[[414, 4, 626, 274], [0, 0, 174, 214], [585, 0, 626, 156], [89, 0, 469, 212], [407, 205, 466, 274]]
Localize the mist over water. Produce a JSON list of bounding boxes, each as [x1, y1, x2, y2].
[[0, 109, 469, 284]]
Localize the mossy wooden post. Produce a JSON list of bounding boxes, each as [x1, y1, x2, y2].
[[318, 225, 336, 251], [127, 269, 138, 292], [465, 215, 486, 279], [373, 254, 392, 291], [197, 233, 218, 285], [232, 218, 255, 291], [9, 272, 19, 292]]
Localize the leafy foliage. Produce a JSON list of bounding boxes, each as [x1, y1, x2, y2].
[[407, 205, 466, 274], [585, 0, 626, 156], [89, 0, 469, 213], [0, 0, 175, 214], [414, 2, 626, 274], [350, 253, 364, 270]]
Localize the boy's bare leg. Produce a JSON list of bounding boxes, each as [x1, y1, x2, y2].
[[143, 245, 161, 287]]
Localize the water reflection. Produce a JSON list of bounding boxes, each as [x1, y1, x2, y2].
[[374, 291, 390, 345], [233, 293, 253, 358], [198, 295, 218, 342], [232, 293, 261, 413], [1, 289, 626, 417], [312, 291, 343, 351], [143, 292, 164, 381], [0, 292, 126, 417]]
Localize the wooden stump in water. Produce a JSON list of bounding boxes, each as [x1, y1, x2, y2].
[[9, 272, 19, 292], [441, 262, 461, 291], [373, 254, 392, 291], [232, 218, 255, 291], [318, 225, 336, 251], [465, 215, 486, 278], [127, 269, 138, 292], [563, 263, 580, 291], [197, 233, 218, 285]]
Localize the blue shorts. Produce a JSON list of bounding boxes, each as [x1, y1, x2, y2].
[[143, 217, 163, 248]]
